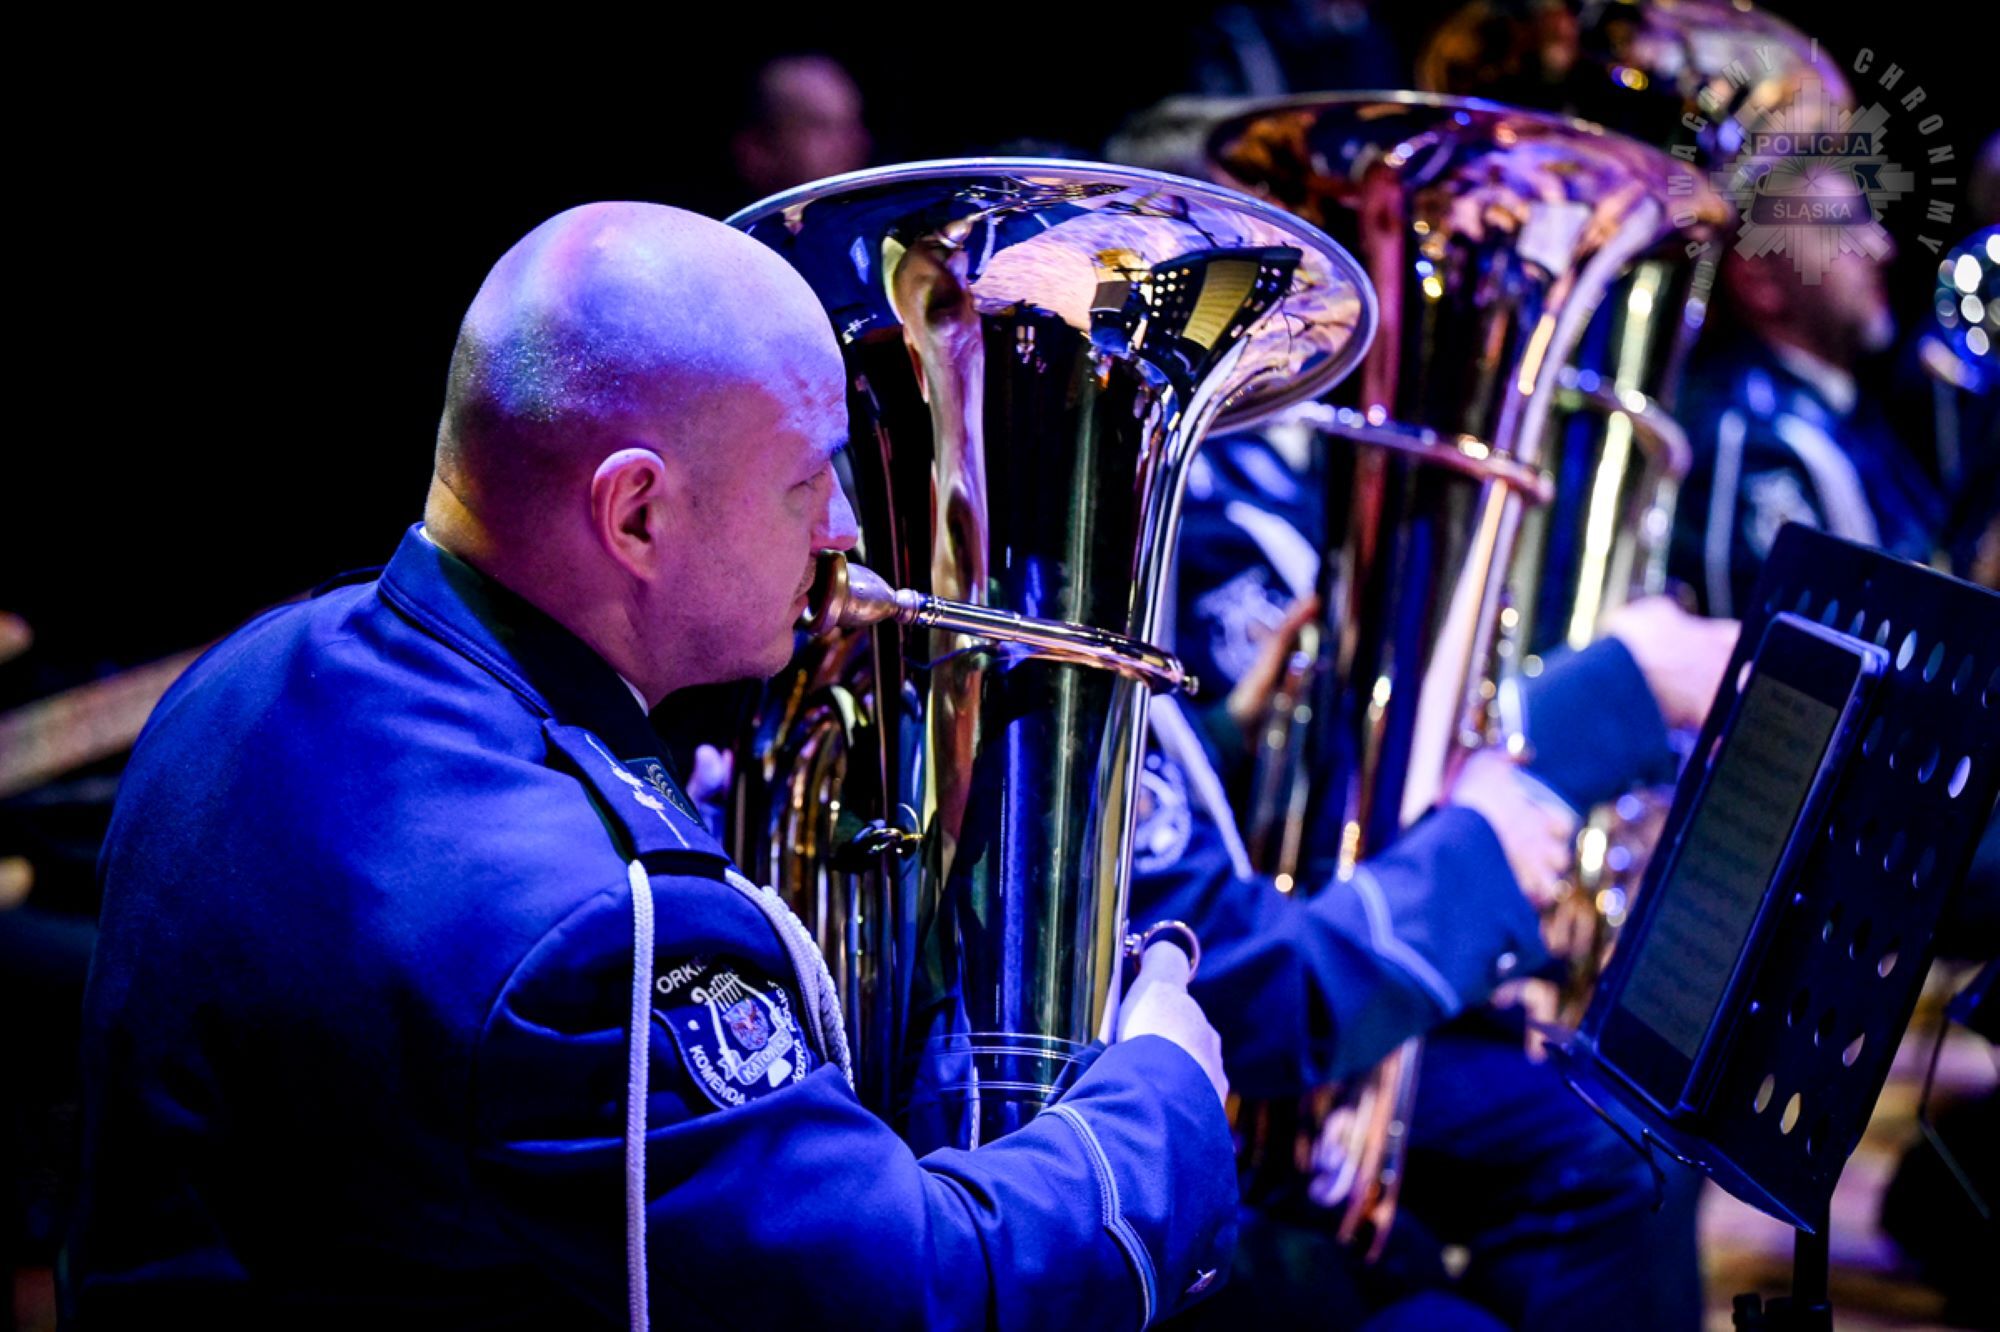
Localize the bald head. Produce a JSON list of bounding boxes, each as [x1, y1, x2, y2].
[[423, 201, 857, 704], [434, 201, 839, 527]]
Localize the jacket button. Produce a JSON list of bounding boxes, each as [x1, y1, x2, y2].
[[1185, 1268, 1218, 1296], [1495, 950, 1518, 977]]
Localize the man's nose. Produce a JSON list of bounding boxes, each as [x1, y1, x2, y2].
[[819, 477, 860, 553]]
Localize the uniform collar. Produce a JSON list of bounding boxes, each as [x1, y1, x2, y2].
[[378, 524, 667, 764]]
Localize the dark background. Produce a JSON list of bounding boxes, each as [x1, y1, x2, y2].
[[2, 7, 1995, 1323], [6, 2, 1995, 695]]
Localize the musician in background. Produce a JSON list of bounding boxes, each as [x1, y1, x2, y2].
[[1134, 423, 1734, 1331], [1669, 240, 1944, 619], [70, 202, 1238, 1326], [728, 52, 872, 204]]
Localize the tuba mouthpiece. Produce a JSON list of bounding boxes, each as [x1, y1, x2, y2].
[[800, 551, 921, 635]]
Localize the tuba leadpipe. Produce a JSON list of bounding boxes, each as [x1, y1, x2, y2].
[[801, 550, 1195, 695], [728, 159, 1374, 1150]]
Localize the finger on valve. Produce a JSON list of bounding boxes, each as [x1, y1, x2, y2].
[[1118, 942, 1227, 1104], [1449, 749, 1576, 909], [1136, 938, 1192, 988]]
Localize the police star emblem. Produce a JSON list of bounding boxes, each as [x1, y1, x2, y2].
[[722, 996, 773, 1051], [1715, 71, 1914, 284]]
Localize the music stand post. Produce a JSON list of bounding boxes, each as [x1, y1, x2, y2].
[[1553, 526, 2000, 1329]]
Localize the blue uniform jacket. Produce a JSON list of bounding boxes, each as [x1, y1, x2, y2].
[[72, 527, 1236, 1330], [1669, 336, 1943, 619], [1127, 697, 1546, 1099], [1126, 432, 1679, 1099]]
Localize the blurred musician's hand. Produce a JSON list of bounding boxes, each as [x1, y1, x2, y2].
[[689, 741, 732, 802], [1118, 941, 1229, 1106], [1601, 595, 1741, 731], [1448, 748, 1578, 910], [1491, 977, 1561, 1062], [684, 743, 734, 838]]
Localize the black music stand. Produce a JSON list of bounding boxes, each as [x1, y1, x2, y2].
[[1553, 525, 2000, 1330]]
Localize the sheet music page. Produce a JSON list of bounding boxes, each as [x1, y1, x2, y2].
[[1619, 673, 1842, 1059]]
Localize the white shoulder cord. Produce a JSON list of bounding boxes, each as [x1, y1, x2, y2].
[[621, 860, 855, 1332], [725, 868, 854, 1084], [624, 859, 655, 1332], [621, 860, 855, 1330]]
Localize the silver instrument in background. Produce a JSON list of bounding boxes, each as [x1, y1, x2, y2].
[[1920, 225, 2000, 468], [1207, 92, 1714, 1249], [1919, 225, 1999, 579], [729, 160, 1374, 1150]]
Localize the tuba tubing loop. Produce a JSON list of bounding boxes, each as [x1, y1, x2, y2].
[[1553, 367, 1693, 483]]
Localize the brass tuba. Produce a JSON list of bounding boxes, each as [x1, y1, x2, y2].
[[1414, 0, 1837, 662], [1418, 0, 1833, 1011], [727, 160, 1374, 1150], [1204, 93, 1719, 1247]]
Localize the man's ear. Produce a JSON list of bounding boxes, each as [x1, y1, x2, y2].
[[590, 447, 680, 580]]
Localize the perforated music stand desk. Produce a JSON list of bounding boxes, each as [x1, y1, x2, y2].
[[1553, 526, 1999, 1319]]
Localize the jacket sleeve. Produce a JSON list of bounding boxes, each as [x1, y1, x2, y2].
[[1128, 705, 1546, 1099], [468, 878, 1237, 1331], [1177, 808, 1548, 1099], [1518, 637, 1676, 812]]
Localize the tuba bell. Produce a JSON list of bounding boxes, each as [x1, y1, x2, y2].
[[1413, 0, 1841, 664], [1204, 92, 1719, 1247], [726, 159, 1375, 1150]]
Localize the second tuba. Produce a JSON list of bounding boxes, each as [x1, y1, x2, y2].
[[1419, 0, 1837, 1010], [1206, 92, 1719, 1246]]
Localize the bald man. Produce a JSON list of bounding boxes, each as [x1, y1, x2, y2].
[[70, 203, 1237, 1329]]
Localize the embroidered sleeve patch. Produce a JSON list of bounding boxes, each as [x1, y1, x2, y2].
[[1194, 568, 1292, 685], [656, 955, 816, 1109], [1744, 469, 1821, 557], [1132, 750, 1194, 877]]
